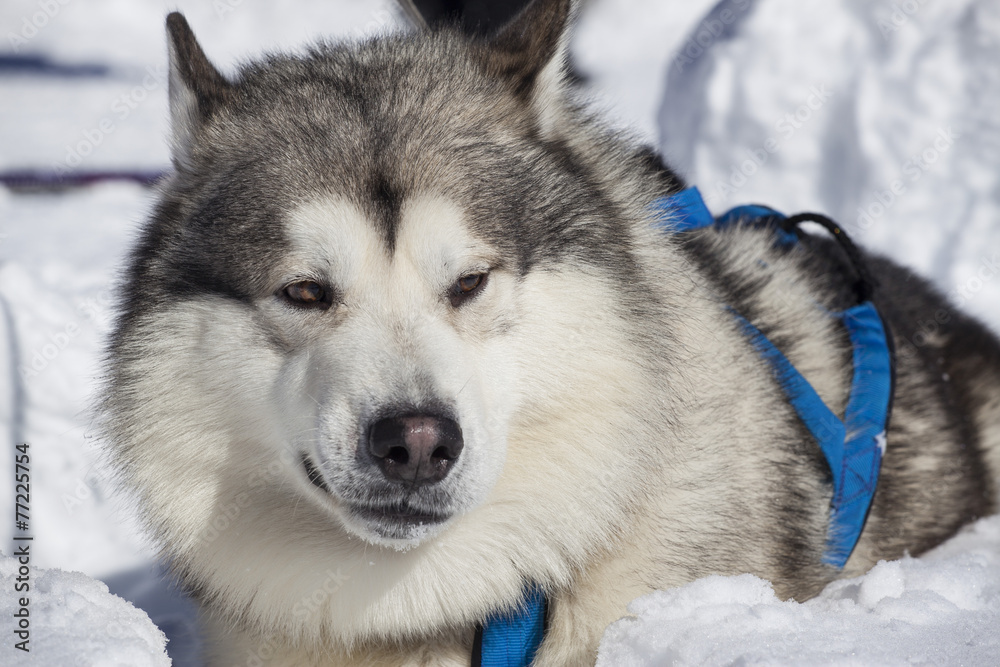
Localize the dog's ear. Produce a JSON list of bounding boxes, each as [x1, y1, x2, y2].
[[478, 0, 573, 136], [165, 12, 233, 171]]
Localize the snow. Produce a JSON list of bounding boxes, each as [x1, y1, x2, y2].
[[1, 0, 998, 665], [0, 555, 170, 665], [653, 0, 1000, 331], [598, 515, 1000, 666]]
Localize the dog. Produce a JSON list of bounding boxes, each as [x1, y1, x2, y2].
[[100, 1, 1000, 664]]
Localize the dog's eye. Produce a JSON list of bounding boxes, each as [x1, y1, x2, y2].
[[450, 272, 488, 307], [457, 274, 484, 293], [282, 280, 330, 309]]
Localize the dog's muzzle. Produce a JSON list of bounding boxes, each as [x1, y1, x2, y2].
[[302, 410, 467, 541]]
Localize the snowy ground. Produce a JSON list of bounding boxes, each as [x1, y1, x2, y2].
[[1, 0, 998, 664]]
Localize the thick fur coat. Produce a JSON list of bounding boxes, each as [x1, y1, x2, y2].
[[101, 1, 1000, 664]]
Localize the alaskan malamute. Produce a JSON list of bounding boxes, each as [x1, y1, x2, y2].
[[102, 1, 1000, 664]]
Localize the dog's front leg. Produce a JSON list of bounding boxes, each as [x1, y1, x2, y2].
[[531, 554, 656, 667]]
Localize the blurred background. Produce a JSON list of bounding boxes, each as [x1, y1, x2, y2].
[[1, 0, 998, 664]]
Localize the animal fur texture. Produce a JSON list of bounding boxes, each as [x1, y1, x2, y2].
[[100, 1, 1000, 664]]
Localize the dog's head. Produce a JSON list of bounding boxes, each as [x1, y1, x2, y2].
[[104, 0, 681, 641], [154, 0, 584, 546]]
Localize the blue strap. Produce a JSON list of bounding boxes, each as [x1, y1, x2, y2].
[[732, 307, 890, 567], [827, 303, 891, 566], [715, 204, 781, 227], [731, 311, 848, 488], [716, 205, 799, 246], [652, 186, 714, 231], [654, 189, 798, 246], [659, 187, 891, 568], [475, 585, 546, 667]]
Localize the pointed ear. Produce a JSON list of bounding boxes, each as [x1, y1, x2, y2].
[[165, 12, 232, 170], [478, 0, 573, 135]]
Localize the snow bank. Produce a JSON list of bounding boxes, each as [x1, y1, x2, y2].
[[656, 0, 1000, 331], [0, 555, 169, 666], [599, 515, 1000, 666]]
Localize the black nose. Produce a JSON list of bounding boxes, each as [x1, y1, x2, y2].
[[367, 413, 464, 485]]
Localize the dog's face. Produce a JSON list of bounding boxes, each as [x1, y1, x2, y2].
[[108, 1, 661, 549], [268, 192, 519, 544]]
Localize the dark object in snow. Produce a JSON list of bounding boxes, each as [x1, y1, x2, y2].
[[0, 169, 167, 191]]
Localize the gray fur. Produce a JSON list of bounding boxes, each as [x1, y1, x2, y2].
[[101, 3, 1000, 665]]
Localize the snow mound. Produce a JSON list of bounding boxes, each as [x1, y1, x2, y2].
[[658, 0, 1000, 332], [598, 515, 1000, 666], [0, 555, 170, 666]]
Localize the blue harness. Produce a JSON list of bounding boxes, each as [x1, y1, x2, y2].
[[472, 187, 895, 667]]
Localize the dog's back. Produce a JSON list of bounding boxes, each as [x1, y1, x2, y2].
[[681, 221, 1000, 581]]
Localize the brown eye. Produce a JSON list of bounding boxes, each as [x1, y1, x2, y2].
[[450, 272, 488, 307], [458, 273, 484, 293], [282, 280, 329, 309]]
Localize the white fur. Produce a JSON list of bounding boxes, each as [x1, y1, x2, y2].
[[111, 189, 841, 665], [111, 195, 681, 660]]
